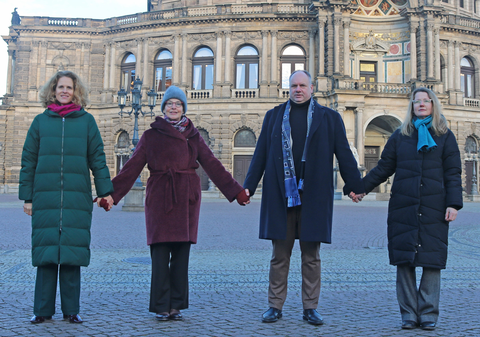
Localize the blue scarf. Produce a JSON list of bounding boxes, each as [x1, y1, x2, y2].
[[281, 99, 314, 207], [413, 116, 437, 152]]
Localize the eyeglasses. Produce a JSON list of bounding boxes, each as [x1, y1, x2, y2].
[[412, 99, 432, 105], [166, 101, 183, 108]]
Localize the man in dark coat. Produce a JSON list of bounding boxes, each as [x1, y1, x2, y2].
[[243, 70, 364, 325]]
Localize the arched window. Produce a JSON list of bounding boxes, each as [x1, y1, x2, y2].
[[121, 53, 136, 92], [154, 50, 173, 92], [281, 45, 306, 89], [235, 45, 259, 89], [461, 57, 475, 98], [234, 129, 256, 147], [192, 47, 214, 90], [115, 131, 130, 175]]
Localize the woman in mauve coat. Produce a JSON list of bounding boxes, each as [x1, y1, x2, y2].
[[353, 88, 462, 331], [110, 86, 249, 321], [19, 71, 113, 324]]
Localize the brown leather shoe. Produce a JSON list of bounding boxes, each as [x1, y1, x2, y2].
[[63, 314, 83, 323], [30, 315, 52, 324]]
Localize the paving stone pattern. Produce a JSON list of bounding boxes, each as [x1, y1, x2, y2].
[[1, 194, 479, 336]]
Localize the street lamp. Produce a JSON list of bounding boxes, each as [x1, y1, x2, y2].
[[117, 77, 156, 187]]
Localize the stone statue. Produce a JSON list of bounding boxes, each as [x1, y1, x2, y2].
[[11, 8, 21, 26]]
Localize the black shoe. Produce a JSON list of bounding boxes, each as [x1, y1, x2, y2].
[[262, 307, 282, 323], [401, 320, 417, 329], [155, 313, 170, 321], [169, 310, 183, 321], [30, 315, 52, 324], [420, 322, 436, 330], [303, 309, 324, 325], [63, 314, 83, 323]]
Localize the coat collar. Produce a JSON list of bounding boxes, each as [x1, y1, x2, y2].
[[150, 116, 198, 140], [44, 108, 86, 118]]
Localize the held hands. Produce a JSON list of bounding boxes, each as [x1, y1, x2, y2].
[[348, 191, 366, 203], [236, 189, 251, 206], [445, 207, 458, 222], [23, 203, 33, 216], [94, 195, 114, 211]]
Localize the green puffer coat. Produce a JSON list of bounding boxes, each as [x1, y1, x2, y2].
[[19, 108, 113, 267]]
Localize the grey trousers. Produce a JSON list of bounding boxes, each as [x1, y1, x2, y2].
[[396, 264, 441, 323], [268, 205, 321, 310]]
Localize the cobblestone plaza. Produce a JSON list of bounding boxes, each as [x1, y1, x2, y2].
[[1, 194, 479, 336]]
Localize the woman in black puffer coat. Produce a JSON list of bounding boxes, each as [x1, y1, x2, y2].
[[354, 88, 462, 331]]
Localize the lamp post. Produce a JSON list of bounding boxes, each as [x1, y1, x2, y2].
[[117, 77, 157, 211]]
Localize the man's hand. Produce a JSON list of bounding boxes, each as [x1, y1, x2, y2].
[[236, 189, 251, 206], [445, 207, 458, 222], [23, 203, 32, 216], [348, 192, 366, 203]]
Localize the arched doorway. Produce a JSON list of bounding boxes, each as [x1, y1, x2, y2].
[[364, 115, 402, 192], [233, 129, 256, 186], [115, 130, 131, 175]]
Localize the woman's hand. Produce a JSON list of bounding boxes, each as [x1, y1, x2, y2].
[[24, 203, 33, 216], [445, 207, 458, 222]]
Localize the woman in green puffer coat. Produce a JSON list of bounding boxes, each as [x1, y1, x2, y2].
[[19, 71, 113, 324]]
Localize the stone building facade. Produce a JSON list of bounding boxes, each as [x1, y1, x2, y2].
[[1, 0, 480, 198]]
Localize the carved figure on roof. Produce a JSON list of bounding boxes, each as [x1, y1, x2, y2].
[[365, 30, 376, 49], [11, 8, 21, 26]]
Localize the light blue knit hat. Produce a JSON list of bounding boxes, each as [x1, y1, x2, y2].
[[161, 86, 188, 114]]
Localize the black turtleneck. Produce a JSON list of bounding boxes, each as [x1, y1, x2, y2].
[[289, 99, 309, 181]]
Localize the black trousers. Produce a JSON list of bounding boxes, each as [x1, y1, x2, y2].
[[149, 242, 191, 313], [34, 264, 81, 316]]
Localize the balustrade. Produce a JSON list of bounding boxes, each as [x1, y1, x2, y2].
[[187, 90, 212, 99], [231, 89, 258, 99]]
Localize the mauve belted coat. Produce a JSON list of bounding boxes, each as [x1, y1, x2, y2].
[[244, 100, 364, 243], [361, 128, 463, 269], [111, 117, 243, 245]]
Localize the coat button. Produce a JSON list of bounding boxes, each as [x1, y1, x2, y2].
[[418, 213, 422, 216]]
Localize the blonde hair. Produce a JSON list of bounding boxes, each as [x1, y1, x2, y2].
[[400, 87, 448, 136], [39, 71, 89, 108]]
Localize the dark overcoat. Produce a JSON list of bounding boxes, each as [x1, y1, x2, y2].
[[111, 117, 243, 245], [19, 109, 113, 267], [361, 128, 463, 269], [244, 101, 364, 243]]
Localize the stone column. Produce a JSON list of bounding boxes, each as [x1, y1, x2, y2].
[[103, 44, 110, 91], [75, 43, 82, 77], [410, 22, 417, 81], [109, 43, 116, 89], [143, 38, 149, 88], [260, 30, 269, 97], [136, 39, 143, 80], [181, 34, 188, 86], [454, 41, 460, 90], [426, 22, 434, 80], [215, 32, 223, 84], [333, 16, 342, 75], [261, 30, 268, 83], [434, 28, 440, 82], [343, 19, 351, 77], [447, 40, 454, 91], [224, 31, 231, 84], [309, 29, 316, 76], [271, 30, 278, 83], [173, 35, 180, 86], [355, 107, 364, 166], [6, 50, 14, 95], [318, 20, 325, 76], [28, 42, 39, 93]]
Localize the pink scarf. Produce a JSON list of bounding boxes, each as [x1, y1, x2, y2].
[[48, 103, 82, 117]]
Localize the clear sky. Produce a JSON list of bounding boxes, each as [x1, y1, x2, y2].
[[0, 0, 146, 98]]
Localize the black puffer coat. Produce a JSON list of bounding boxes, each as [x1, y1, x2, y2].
[[362, 128, 462, 269]]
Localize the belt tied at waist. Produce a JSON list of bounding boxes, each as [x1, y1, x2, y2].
[[151, 168, 196, 213]]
